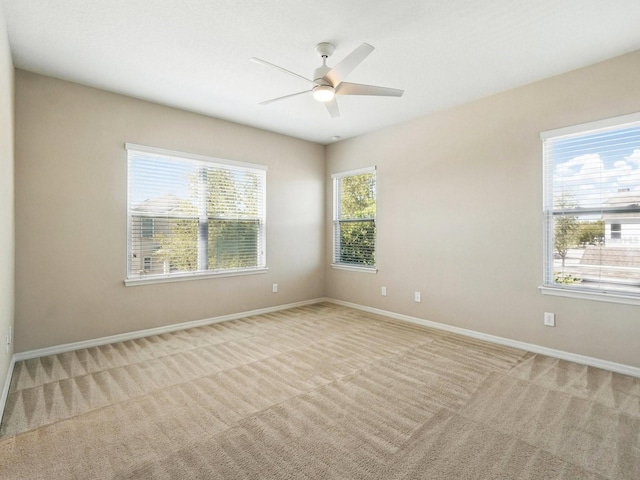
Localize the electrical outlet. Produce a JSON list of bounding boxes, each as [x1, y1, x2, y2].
[[381, 286, 387, 296], [272, 283, 278, 293], [414, 291, 421, 303], [544, 312, 555, 327]]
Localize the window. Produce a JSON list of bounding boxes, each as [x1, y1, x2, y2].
[[126, 144, 267, 284], [332, 167, 376, 271], [141, 218, 154, 238], [611, 223, 622, 240], [542, 113, 640, 300]]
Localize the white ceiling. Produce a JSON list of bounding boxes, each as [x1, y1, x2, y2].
[[2, 1, 640, 144]]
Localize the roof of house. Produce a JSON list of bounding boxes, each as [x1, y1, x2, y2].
[[603, 192, 640, 221], [605, 192, 640, 207], [131, 194, 194, 215]]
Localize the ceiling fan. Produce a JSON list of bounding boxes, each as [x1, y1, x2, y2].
[[250, 42, 404, 118]]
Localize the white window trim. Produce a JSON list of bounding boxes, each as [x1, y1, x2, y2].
[[332, 166, 377, 272], [125, 144, 267, 285], [125, 267, 269, 287], [539, 286, 640, 306], [125, 143, 268, 172], [540, 111, 640, 141], [330, 264, 378, 274], [331, 166, 376, 180], [540, 112, 640, 305]]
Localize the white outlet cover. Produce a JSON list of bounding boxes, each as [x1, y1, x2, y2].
[[544, 312, 555, 327]]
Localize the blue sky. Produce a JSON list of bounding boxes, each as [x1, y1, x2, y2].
[[128, 155, 197, 205], [551, 125, 640, 209]]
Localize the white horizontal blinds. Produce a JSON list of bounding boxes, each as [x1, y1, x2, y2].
[[333, 168, 376, 267], [127, 146, 266, 280], [542, 117, 640, 295], [205, 166, 265, 270], [128, 151, 199, 278]]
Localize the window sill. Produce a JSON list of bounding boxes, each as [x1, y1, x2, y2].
[[539, 285, 640, 306], [331, 264, 377, 274], [125, 267, 269, 286]]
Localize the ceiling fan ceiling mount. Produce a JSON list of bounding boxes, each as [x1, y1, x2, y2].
[[249, 42, 404, 118], [314, 42, 335, 59]]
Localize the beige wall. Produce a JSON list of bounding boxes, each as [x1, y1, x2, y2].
[[0, 8, 15, 392], [11, 49, 640, 369], [326, 50, 640, 368], [14, 70, 325, 352]]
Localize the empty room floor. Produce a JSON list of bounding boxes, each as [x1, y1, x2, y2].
[[0, 303, 638, 479]]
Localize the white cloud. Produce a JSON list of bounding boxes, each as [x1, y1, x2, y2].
[[613, 159, 630, 169], [617, 167, 640, 186], [554, 153, 599, 176], [555, 154, 613, 187], [625, 149, 640, 165], [553, 152, 640, 207]]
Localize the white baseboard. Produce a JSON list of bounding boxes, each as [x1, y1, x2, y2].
[[325, 298, 640, 379], [12, 296, 640, 379], [0, 354, 16, 426], [14, 298, 325, 362]]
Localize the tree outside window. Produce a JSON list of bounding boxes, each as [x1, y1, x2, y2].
[[333, 168, 376, 268]]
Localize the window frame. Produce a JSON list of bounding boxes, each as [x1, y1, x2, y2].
[[125, 144, 268, 286], [331, 166, 377, 273], [540, 112, 640, 305]]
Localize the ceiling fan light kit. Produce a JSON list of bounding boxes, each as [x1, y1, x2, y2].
[[312, 85, 335, 102], [250, 42, 403, 118]]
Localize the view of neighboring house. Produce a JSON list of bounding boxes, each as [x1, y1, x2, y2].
[[603, 189, 640, 245], [571, 189, 640, 290], [129, 193, 190, 276]]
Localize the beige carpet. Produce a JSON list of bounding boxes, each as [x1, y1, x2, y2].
[[0, 303, 638, 479]]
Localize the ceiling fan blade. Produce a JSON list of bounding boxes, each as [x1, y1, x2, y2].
[[336, 82, 404, 97], [259, 90, 312, 105], [324, 43, 374, 86], [249, 57, 316, 86], [325, 98, 340, 118]]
